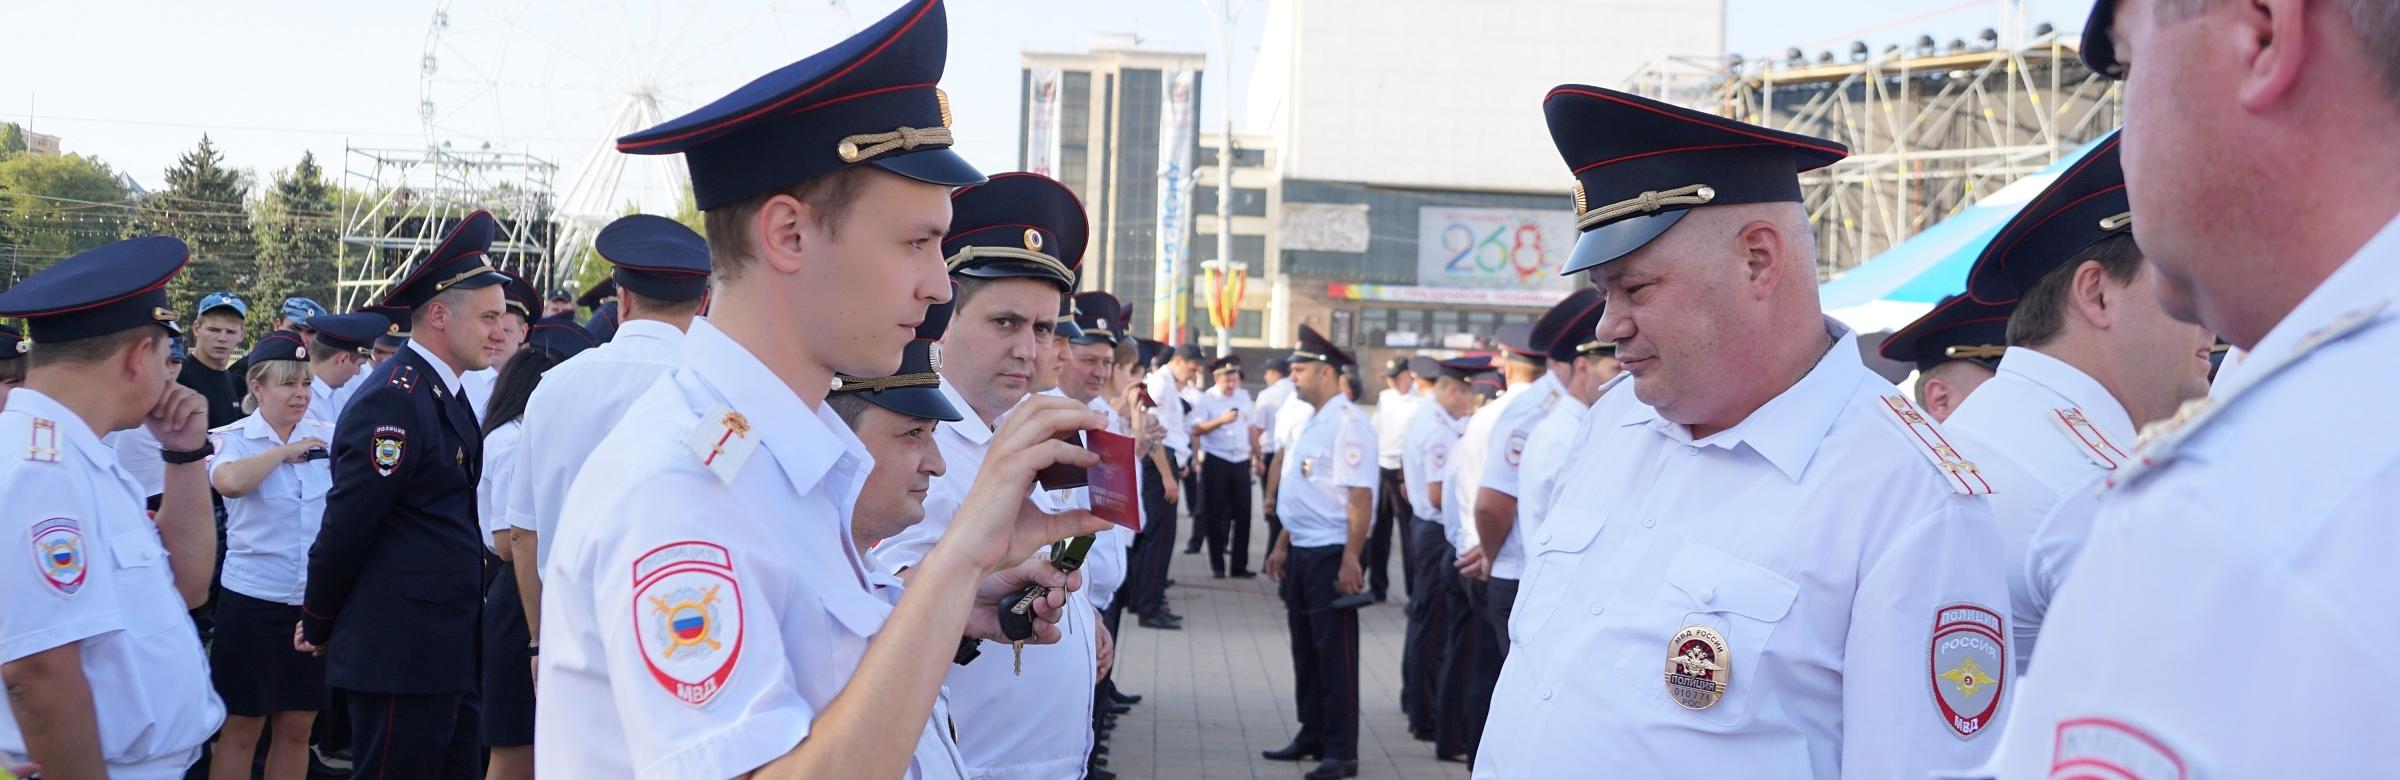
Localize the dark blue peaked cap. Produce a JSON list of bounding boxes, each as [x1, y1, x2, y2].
[[307, 312, 389, 357], [1291, 324, 1353, 368], [1435, 355, 1492, 381], [1545, 85, 1847, 275], [617, 0, 983, 210], [594, 214, 712, 302], [945, 172, 1087, 290], [0, 324, 20, 358], [1071, 291, 1126, 345], [0, 235, 188, 342], [251, 330, 309, 364], [1530, 287, 1611, 362], [498, 270, 539, 320], [527, 321, 599, 360], [1880, 294, 2013, 372], [1966, 130, 2130, 305], [2081, 0, 2127, 78], [381, 210, 508, 310], [831, 280, 963, 422]]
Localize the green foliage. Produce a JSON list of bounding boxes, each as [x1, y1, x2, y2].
[[142, 136, 258, 318], [0, 148, 131, 285], [249, 152, 343, 339]]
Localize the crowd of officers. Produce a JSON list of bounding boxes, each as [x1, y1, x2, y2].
[[5, 0, 2398, 777]]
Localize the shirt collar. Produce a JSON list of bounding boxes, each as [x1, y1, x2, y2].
[[936, 376, 994, 446], [2214, 211, 2400, 395], [680, 318, 871, 499], [237, 410, 287, 443], [612, 318, 685, 345], [1624, 317, 1864, 481], [405, 339, 463, 393], [1995, 346, 2136, 445], [5, 388, 114, 472]]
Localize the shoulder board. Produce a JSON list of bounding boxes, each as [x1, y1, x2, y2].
[[23, 417, 62, 462], [387, 365, 422, 394], [1876, 394, 1995, 495], [1539, 387, 1562, 413], [682, 403, 759, 484], [2114, 299, 2390, 488], [2047, 407, 2129, 470]]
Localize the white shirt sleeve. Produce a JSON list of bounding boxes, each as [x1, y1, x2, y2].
[[1840, 502, 2013, 776]]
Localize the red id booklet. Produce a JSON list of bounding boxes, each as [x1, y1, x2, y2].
[[1085, 429, 1141, 531]]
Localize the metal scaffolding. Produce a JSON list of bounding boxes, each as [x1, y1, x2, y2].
[[334, 145, 560, 311], [1621, 32, 2123, 277]]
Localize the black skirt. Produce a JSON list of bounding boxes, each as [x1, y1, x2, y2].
[[208, 589, 328, 716], [481, 559, 536, 747]]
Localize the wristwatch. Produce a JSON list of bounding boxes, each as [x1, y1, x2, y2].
[[160, 440, 214, 465]]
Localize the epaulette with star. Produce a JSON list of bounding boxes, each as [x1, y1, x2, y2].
[[1877, 394, 1995, 495], [388, 365, 421, 393]]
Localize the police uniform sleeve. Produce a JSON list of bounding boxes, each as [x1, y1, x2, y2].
[[1479, 404, 1535, 498], [1839, 500, 2013, 776], [505, 400, 541, 533], [302, 385, 417, 643], [0, 460, 133, 664], [2021, 477, 2106, 658], [582, 482, 815, 777], [1332, 410, 1378, 490]]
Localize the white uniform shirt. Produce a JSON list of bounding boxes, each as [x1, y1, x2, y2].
[[1252, 377, 1295, 455], [1276, 393, 1377, 547], [1442, 396, 1507, 555], [1987, 213, 2400, 780], [874, 379, 1099, 780], [536, 319, 963, 779], [304, 372, 359, 430], [1, 389, 225, 777], [1480, 372, 1563, 580], [462, 366, 498, 422], [1938, 347, 2134, 672], [1373, 386, 1419, 470], [477, 420, 523, 555], [1190, 385, 1254, 462], [511, 318, 685, 568], [1399, 400, 1467, 522], [1512, 391, 1589, 568], [103, 425, 166, 499], [1477, 322, 2011, 779], [1144, 367, 1193, 467], [209, 412, 336, 605]]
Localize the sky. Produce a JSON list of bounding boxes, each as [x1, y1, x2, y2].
[[0, 0, 2096, 211]]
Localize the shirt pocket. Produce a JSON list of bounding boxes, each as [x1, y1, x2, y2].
[[108, 526, 185, 638], [1513, 510, 1609, 645], [1613, 542, 1799, 729], [296, 460, 332, 502], [819, 587, 890, 662]]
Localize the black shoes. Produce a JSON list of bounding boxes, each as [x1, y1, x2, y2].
[[1184, 544, 1201, 554], [1100, 700, 1132, 715], [1108, 690, 1143, 705], [1261, 741, 1325, 761], [1138, 614, 1183, 630], [1305, 759, 1360, 779], [1229, 569, 1257, 579]]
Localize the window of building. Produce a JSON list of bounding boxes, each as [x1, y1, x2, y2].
[[1191, 186, 1269, 218], [1190, 233, 1266, 275]]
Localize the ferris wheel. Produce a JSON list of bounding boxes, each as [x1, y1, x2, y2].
[[408, 0, 857, 283]]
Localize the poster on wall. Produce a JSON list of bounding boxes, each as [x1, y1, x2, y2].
[[1152, 70, 1199, 344], [1415, 206, 1583, 292], [1025, 69, 1063, 178]]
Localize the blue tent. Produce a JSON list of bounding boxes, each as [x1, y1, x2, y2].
[[1822, 137, 2110, 332]]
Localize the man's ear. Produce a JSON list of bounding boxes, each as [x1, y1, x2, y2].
[[755, 195, 812, 275], [2068, 260, 2119, 330], [1735, 217, 1789, 298], [2237, 0, 2310, 112]]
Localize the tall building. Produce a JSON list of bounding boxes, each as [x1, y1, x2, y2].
[[1020, 38, 1207, 338]]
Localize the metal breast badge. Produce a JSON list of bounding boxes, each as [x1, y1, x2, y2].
[[1666, 625, 1731, 710]]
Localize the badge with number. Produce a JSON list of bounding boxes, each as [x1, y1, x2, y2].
[[1666, 625, 1730, 709], [1930, 603, 2006, 738]]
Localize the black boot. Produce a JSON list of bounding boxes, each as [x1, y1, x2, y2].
[[1304, 758, 1360, 779], [1261, 740, 1324, 761]]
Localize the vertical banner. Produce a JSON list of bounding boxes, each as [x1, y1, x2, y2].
[[1152, 69, 1199, 344], [1025, 68, 1062, 178]]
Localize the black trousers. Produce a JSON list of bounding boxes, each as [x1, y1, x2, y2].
[[347, 691, 479, 780], [1370, 467, 1412, 599], [1199, 454, 1254, 575], [1434, 564, 1491, 760], [1123, 457, 1180, 618], [1183, 464, 1206, 551], [1399, 518, 1451, 737], [1279, 543, 1360, 761]]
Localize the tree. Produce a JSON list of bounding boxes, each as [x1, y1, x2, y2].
[[0, 123, 25, 160], [142, 135, 257, 318], [251, 152, 341, 336], [0, 151, 130, 285]]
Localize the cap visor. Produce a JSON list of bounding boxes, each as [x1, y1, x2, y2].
[[1070, 331, 1119, 346], [951, 260, 1075, 289], [862, 387, 965, 423], [870, 147, 987, 188], [449, 271, 512, 291], [1562, 209, 1689, 276]]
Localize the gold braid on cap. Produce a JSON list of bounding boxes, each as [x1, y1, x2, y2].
[[1575, 339, 1615, 355], [1945, 345, 2008, 360], [830, 372, 942, 393], [837, 126, 955, 163], [1575, 184, 1717, 230], [2098, 211, 2133, 232], [433, 260, 499, 292], [945, 246, 1073, 281]]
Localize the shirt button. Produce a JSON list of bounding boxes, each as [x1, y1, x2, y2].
[[1588, 603, 1604, 615], [1696, 586, 1715, 605], [1539, 531, 1553, 545], [1641, 516, 1656, 528], [1684, 446, 1698, 456], [1540, 689, 1554, 701]]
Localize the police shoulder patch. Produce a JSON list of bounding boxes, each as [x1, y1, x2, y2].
[[1504, 429, 1529, 467], [1929, 603, 2006, 739], [1876, 395, 1993, 495], [632, 540, 746, 707], [371, 425, 407, 476], [30, 516, 87, 596]]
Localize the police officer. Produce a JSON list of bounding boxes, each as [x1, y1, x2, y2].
[[1468, 303, 1582, 733], [1260, 324, 1375, 780], [298, 210, 512, 778], [1191, 355, 1256, 579], [537, 2, 1110, 775], [295, 312, 388, 430], [1477, 84, 2009, 777], [1904, 131, 2211, 673], [576, 280, 621, 344], [1883, 293, 2010, 422], [1989, 2, 2400, 771], [462, 270, 538, 420], [0, 236, 225, 778], [506, 213, 711, 692], [1398, 355, 1482, 755], [1509, 288, 1618, 632]]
